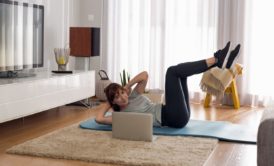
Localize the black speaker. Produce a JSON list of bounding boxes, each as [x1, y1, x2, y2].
[[91, 28, 100, 56], [70, 27, 100, 57]]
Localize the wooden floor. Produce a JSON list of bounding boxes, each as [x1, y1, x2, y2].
[[0, 103, 263, 166]]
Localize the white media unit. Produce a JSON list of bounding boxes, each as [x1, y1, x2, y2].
[[0, 70, 95, 123]]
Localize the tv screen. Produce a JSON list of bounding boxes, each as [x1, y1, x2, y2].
[[0, 0, 44, 73]]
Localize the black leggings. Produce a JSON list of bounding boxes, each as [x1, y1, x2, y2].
[[161, 59, 211, 128]]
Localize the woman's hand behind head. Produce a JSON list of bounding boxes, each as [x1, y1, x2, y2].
[[124, 84, 132, 95]]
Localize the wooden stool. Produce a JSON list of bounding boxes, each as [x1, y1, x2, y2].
[[204, 64, 243, 109]]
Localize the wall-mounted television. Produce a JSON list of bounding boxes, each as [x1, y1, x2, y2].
[[0, 0, 44, 77]]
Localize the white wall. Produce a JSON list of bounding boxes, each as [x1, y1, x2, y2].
[[46, 0, 103, 79], [78, 0, 102, 27], [16, 0, 78, 71], [43, 0, 85, 71], [73, 0, 103, 81], [13, 0, 103, 72]]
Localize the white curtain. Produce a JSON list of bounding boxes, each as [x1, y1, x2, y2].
[[102, 0, 219, 102], [102, 0, 274, 107], [240, 0, 274, 107], [217, 0, 247, 106], [205, 0, 274, 107]]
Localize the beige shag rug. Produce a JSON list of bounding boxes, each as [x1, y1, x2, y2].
[[7, 124, 218, 166]]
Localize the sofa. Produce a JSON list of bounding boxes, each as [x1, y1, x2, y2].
[[257, 106, 274, 166]]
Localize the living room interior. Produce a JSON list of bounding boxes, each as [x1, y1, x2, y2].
[[0, 0, 273, 166]]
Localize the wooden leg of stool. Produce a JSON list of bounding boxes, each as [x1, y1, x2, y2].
[[204, 93, 212, 107], [231, 79, 240, 109]]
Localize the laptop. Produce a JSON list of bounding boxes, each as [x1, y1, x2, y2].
[[112, 112, 156, 142]]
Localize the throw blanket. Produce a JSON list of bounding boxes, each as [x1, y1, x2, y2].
[[200, 64, 242, 98]]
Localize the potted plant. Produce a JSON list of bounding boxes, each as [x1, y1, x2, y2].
[[120, 69, 130, 86]]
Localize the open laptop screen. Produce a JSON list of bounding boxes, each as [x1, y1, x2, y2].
[[112, 112, 154, 142]]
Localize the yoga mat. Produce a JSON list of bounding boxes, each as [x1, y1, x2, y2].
[[80, 118, 256, 144]]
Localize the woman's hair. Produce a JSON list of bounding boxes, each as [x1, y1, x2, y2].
[[104, 83, 124, 112]]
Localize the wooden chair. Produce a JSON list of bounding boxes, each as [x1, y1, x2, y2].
[[204, 64, 243, 109]]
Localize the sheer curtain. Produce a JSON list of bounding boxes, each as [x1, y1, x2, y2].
[[215, 0, 274, 107], [217, 0, 247, 106], [241, 0, 274, 107], [102, 0, 219, 101]]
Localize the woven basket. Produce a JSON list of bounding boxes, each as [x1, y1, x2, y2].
[[95, 70, 112, 101]]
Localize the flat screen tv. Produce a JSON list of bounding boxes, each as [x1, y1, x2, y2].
[[0, 0, 44, 77]]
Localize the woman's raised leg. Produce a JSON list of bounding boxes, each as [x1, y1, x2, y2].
[[161, 59, 211, 128], [161, 42, 232, 128]]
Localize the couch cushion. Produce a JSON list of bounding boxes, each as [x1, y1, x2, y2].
[[257, 106, 274, 166]]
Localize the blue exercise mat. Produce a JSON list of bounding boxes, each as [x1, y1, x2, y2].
[[80, 118, 256, 144]]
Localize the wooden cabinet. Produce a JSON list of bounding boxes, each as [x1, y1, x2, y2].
[[69, 27, 100, 57]]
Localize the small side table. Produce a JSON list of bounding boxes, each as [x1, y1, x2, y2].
[[204, 64, 243, 109]]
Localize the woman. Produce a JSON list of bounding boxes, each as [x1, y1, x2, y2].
[[96, 42, 241, 128]]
